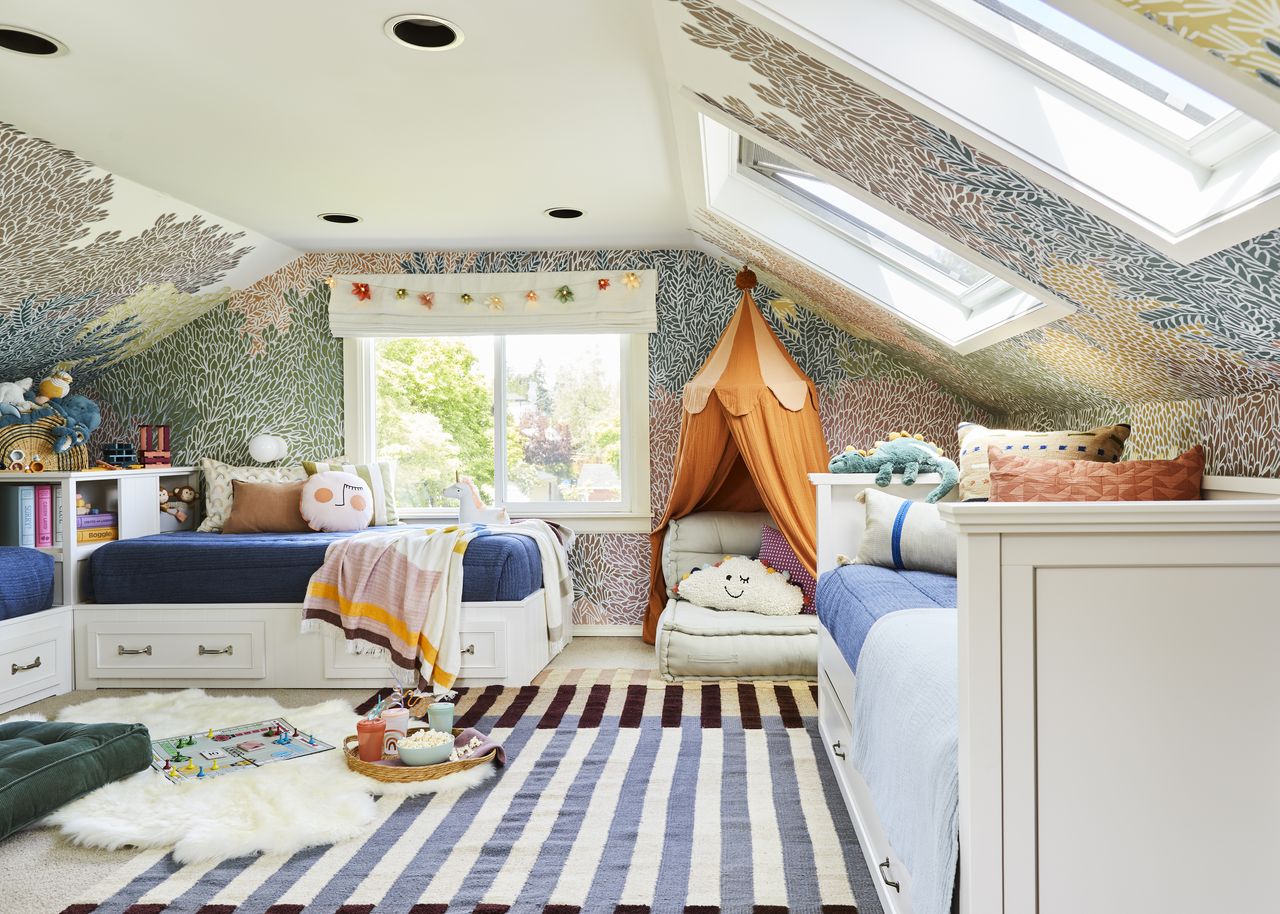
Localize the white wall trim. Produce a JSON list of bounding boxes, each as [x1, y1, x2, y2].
[[573, 624, 645, 637]]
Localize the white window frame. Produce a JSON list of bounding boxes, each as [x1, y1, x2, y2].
[[344, 334, 651, 534], [691, 111, 1074, 353], [712, 0, 1280, 262]]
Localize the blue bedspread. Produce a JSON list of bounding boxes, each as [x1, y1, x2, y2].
[[89, 527, 542, 604], [816, 563, 956, 673], [0, 547, 55, 621]]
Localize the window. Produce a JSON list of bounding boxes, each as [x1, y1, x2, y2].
[[705, 124, 1071, 352], [347, 332, 649, 527]]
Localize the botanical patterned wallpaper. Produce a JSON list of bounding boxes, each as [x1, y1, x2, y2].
[[94, 248, 990, 626], [0, 122, 296, 381], [1115, 1, 1280, 90]]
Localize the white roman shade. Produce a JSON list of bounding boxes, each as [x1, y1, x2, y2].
[[328, 269, 658, 337]]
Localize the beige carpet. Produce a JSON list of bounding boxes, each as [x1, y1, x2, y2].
[[0, 636, 654, 914]]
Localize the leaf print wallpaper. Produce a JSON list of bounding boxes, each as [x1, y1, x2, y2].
[[1114, 1, 1280, 91]]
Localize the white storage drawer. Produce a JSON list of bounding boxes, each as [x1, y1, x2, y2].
[[458, 621, 507, 678], [0, 606, 74, 712], [87, 620, 265, 679]]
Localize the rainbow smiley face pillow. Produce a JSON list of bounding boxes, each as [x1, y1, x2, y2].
[[673, 555, 803, 616]]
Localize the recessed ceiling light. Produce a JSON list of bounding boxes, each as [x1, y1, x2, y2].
[[0, 26, 66, 57], [384, 15, 463, 51], [545, 207, 585, 219], [318, 213, 361, 224]]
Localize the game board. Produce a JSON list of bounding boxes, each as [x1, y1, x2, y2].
[[149, 718, 334, 783]]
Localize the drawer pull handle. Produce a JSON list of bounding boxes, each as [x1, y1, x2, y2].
[[118, 645, 152, 656], [199, 644, 234, 656], [879, 858, 900, 892], [461, 643, 476, 655], [11, 656, 41, 674], [832, 740, 846, 759]]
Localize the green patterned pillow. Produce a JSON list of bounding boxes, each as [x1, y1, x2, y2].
[[198, 458, 308, 532], [303, 460, 399, 526]]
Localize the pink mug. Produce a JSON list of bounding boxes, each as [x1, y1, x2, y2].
[[381, 707, 411, 758]]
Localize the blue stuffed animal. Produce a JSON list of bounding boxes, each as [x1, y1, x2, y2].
[[49, 395, 101, 454], [828, 431, 959, 503]]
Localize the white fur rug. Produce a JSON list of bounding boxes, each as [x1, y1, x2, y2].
[[26, 689, 494, 864]]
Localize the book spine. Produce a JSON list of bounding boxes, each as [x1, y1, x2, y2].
[[34, 485, 52, 548], [76, 526, 117, 544], [53, 488, 63, 547], [0, 487, 20, 547], [18, 486, 36, 547], [76, 513, 118, 529]]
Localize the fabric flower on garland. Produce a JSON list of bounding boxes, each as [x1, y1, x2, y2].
[[395, 288, 408, 300], [525, 290, 538, 305], [554, 285, 574, 304], [597, 278, 611, 291], [487, 295, 504, 311], [351, 282, 372, 301], [418, 292, 435, 309], [621, 271, 641, 289], [460, 293, 474, 305]]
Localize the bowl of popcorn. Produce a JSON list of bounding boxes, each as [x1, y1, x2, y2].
[[396, 728, 454, 766]]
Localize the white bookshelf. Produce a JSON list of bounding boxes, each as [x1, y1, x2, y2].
[[0, 466, 197, 711]]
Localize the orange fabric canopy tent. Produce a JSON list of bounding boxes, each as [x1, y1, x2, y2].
[[644, 278, 831, 643]]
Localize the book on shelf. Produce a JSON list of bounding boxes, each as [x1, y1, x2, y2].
[[34, 484, 52, 548], [0, 486, 21, 546], [76, 526, 117, 545], [76, 512, 118, 529], [18, 486, 35, 547], [53, 488, 63, 547]]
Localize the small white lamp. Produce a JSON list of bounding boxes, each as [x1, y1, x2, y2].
[[248, 433, 288, 463]]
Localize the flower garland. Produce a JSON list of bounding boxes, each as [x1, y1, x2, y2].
[[331, 271, 644, 308]]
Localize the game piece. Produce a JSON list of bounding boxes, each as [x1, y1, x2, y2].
[[197, 766, 205, 779], [306, 734, 316, 745], [184, 759, 196, 772], [162, 760, 170, 770], [210, 759, 219, 771], [292, 727, 299, 737], [207, 728, 213, 739]]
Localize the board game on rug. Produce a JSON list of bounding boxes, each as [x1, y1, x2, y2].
[[149, 718, 334, 782]]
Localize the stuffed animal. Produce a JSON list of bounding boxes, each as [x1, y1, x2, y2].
[[35, 370, 72, 404], [673, 555, 804, 616], [442, 474, 509, 525], [828, 431, 959, 503], [48, 395, 102, 453], [0, 378, 36, 418]]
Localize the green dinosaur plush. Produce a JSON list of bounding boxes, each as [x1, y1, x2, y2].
[[827, 431, 959, 503]]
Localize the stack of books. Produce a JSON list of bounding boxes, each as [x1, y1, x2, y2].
[[76, 511, 118, 545], [0, 484, 66, 548]]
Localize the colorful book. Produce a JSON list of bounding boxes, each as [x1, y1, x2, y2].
[[77, 526, 117, 544], [0, 487, 21, 546], [76, 512, 118, 529], [34, 485, 52, 548], [18, 486, 35, 547], [53, 488, 63, 547]]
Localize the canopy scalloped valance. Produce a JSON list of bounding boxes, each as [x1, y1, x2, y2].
[[328, 269, 658, 337]]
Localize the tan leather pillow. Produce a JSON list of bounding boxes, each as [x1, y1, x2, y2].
[[988, 445, 1204, 502], [221, 479, 311, 533]]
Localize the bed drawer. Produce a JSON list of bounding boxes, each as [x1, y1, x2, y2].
[[818, 667, 854, 771], [0, 607, 73, 712], [87, 620, 266, 679], [458, 620, 507, 679]]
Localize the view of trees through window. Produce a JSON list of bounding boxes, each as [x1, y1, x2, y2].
[[375, 335, 623, 510]]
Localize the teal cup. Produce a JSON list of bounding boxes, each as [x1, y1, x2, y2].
[[426, 702, 455, 733]]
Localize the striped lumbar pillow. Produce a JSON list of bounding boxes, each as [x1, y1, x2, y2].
[[302, 460, 399, 526], [853, 488, 956, 575]]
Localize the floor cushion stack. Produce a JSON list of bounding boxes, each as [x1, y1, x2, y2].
[[0, 720, 152, 840]]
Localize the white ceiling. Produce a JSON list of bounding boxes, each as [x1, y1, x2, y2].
[[0, 0, 690, 251]]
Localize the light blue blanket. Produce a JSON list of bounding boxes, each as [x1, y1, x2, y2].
[[851, 607, 959, 914]]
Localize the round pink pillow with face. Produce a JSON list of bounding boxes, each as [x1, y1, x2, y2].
[[300, 471, 373, 532]]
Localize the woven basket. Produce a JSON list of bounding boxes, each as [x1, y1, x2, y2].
[[342, 726, 495, 783]]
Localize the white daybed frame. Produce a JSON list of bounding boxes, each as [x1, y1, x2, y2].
[[72, 590, 552, 690], [812, 473, 1280, 914]]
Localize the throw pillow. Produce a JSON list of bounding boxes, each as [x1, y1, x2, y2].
[[300, 471, 374, 532], [758, 525, 816, 613], [221, 479, 312, 534], [956, 422, 1130, 501], [303, 460, 399, 526], [673, 555, 804, 616], [198, 458, 307, 532], [989, 445, 1204, 502], [855, 488, 956, 575]]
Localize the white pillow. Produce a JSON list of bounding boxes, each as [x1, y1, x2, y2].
[[198, 457, 307, 532], [854, 488, 957, 575], [673, 555, 804, 616], [300, 471, 374, 532]]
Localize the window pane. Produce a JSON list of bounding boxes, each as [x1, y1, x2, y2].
[[374, 336, 495, 509], [505, 334, 623, 504]]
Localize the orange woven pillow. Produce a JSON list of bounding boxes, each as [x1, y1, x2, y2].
[[989, 445, 1204, 502]]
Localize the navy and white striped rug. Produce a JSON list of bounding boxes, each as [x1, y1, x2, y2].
[[61, 669, 881, 914]]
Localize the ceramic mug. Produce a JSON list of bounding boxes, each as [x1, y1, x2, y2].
[[426, 701, 455, 734], [356, 717, 386, 762], [381, 707, 411, 758]]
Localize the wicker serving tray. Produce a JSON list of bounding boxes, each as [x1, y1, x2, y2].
[[343, 726, 496, 783]]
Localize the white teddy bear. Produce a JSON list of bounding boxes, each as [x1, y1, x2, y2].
[[674, 555, 804, 616], [0, 378, 36, 418]]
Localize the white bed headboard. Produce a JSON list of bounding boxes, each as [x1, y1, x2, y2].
[[808, 473, 1280, 576]]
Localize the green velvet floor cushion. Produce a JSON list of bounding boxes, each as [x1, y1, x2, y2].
[[0, 720, 152, 840]]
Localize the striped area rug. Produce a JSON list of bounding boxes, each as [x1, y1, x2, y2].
[[61, 669, 880, 914]]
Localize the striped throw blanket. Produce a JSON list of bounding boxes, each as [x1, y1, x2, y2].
[[302, 524, 480, 691]]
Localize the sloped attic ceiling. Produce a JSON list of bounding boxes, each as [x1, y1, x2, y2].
[[654, 0, 1280, 416]]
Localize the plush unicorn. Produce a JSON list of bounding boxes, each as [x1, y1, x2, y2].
[[442, 473, 510, 525]]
